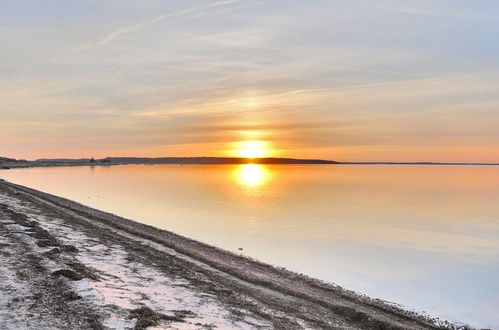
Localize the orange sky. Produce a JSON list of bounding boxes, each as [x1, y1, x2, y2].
[[1, 1, 499, 162]]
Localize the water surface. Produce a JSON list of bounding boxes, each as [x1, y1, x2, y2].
[[2, 164, 499, 328]]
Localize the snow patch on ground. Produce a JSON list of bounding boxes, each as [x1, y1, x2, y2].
[[1, 191, 272, 329]]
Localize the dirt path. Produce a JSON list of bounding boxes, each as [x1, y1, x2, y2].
[[0, 180, 459, 329]]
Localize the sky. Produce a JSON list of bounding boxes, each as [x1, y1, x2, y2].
[[1, 0, 499, 162]]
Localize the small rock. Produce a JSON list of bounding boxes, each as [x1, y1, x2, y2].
[[43, 248, 61, 257], [60, 245, 79, 253], [51, 269, 84, 281], [36, 239, 59, 248]]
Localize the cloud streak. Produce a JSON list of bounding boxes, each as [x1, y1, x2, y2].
[[75, 0, 249, 50]]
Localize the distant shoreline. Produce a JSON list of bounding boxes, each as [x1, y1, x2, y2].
[[1, 156, 498, 170], [342, 162, 499, 166]]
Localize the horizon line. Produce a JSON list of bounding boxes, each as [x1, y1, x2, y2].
[[8, 155, 499, 165]]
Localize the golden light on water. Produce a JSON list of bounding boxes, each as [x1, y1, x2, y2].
[[235, 164, 270, 188]]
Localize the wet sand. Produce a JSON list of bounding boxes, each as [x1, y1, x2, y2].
[[0, 179, 461, 329]]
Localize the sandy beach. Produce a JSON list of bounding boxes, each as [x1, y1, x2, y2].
[[0, 179, 459, 329]]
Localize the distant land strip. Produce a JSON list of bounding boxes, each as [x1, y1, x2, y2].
[[1, 156, 498, 169]]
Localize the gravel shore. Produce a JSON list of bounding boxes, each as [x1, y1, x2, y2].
[[0, 179, 460, 329]]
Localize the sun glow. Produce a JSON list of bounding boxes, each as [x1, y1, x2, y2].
[[236, 140, 269, 158]]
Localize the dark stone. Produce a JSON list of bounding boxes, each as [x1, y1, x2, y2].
[[51, 269, 84, 281], [60, 245, 79, 253]]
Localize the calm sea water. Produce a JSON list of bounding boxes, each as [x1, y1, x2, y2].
[[2, 164, 498, 328]]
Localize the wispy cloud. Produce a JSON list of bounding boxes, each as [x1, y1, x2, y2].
[[75, 0, 250, 50], [177, 1, 266, 21]]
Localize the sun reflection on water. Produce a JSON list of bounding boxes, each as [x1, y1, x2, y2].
[[235, 164, 270, 188]]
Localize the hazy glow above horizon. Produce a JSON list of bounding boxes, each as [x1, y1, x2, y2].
[[1, 0, 498, 162], [234, 140, 270, 158]]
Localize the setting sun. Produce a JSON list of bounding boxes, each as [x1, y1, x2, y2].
[[236, 141, 270, 158]]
